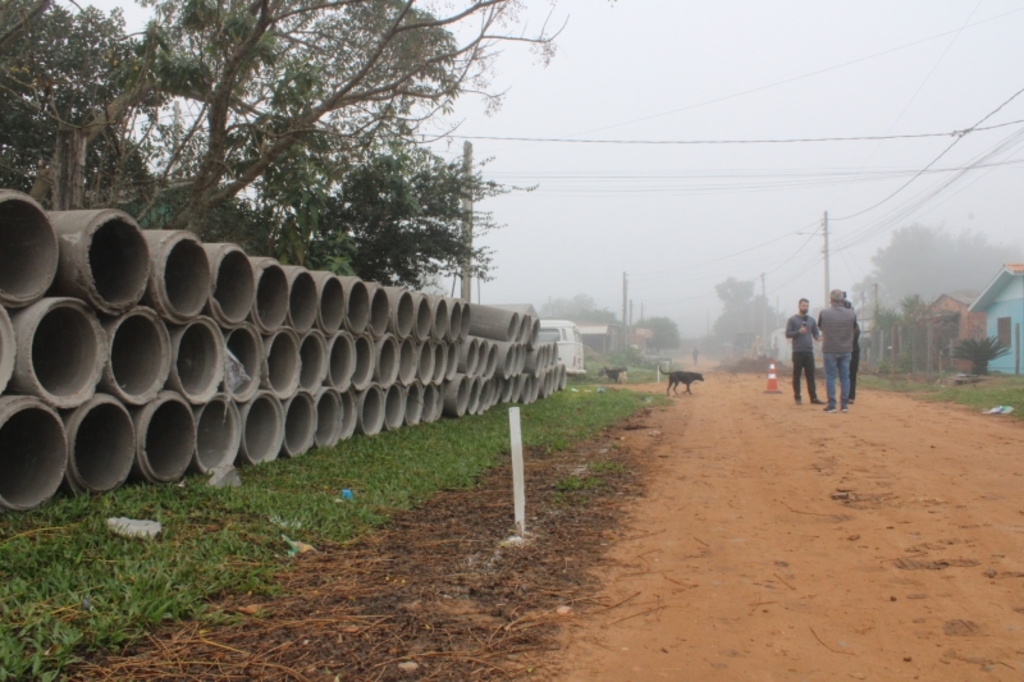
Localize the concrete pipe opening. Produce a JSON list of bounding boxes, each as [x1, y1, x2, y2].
[[282, 266, 317, 334], [447, 300, 462, 343], [0, 396, 67, 510], [526, 318, 541, 350], [167, 317, 225, 405], [250, 258, 289, 333], [63, 394, 134, 495], [366, 285, 391, 339], [431, 342, 447, 385], [396, 336, 417, 386], [519, 375, 535, 405], [373, 334, 399, 387], [224, 323, 263, 402], [338, 389, 357, 440], [351, 334, 375, 391], [383, 383, 405, 431], [101, 306, 171, 406], [0, 190, 58, 308], [298, 330, 328, 391], [312, 272, 345, 333], [237, 391, 284, 465], [445, 341, 459, 380], [481, 341, 498, 380], [313, 388, 342, 448], [457, 302, 471, 341], [421, 383, 439, 423], [356, 385, 385, 436], [1, 307, 17, 394], [500, 375, 516, 403], [468, 305, 518, 343], [442, 374, 470, 417], [558, 363, 567, 391], [327, 332, 356, 392], [427, 295, 449, 342], [509, 374, 525, 403], [142, 231, 210, 323], [411, 293, 432, 342], [204, 244, 254, 326], [262, 328, 300, 400], [466, 376, 482, 415], [383, 287, 415, 339], [493, 341, 515, 379], [130, 391, 195, 483], [192, 395, 241, 474], [404, 382, 424, 426], [458, 337, 479, 376], [338, 277, 369, 335], [49, 209, 150, 315], [512, 344, 526, 376], [281, 391, 316, 457], [10, 297, 104, 409], [416, 342, 435, 385]]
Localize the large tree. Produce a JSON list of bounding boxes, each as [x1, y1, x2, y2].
[[711, 276, 777, 348], [637, 316, 680, 350]]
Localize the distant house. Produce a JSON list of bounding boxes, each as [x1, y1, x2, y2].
[[577, 323, 621, 355], [932, 292, 986, 340], [967, 264, 1024, 374]]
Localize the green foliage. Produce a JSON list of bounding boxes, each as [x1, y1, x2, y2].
[[636, 316, 680, 350], [711, 277, 779, 349], [0, 389, 650, 679], [953, 336, 1010, 375]]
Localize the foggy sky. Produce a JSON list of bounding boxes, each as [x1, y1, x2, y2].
[[75, 1, 1024, 336]]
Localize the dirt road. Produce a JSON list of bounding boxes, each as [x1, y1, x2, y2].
[[553, 372, 1024, 681]]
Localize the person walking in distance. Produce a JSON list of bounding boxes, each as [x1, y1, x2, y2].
[[818, 289, 858, 413], [785, 298, 823, 405]]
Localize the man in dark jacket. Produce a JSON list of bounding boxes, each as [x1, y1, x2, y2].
[[818, 289, 858, 413], [785, 298, 822, 405]]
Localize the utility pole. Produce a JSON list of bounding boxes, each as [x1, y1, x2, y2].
[[460, 141, 473, 302], [760, 272, 766, 345], [822, 211, 830, 306], [873, 282, 880, 368], [621, 272, 628, 352], [629, 299, 634, 341]]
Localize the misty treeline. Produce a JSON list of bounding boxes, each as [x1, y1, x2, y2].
[[539, 295, 681, 349], [709, 277, 782, 351], [0, 0, 553, 288]]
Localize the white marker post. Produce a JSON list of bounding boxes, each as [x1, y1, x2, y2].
[[657, 365, 660, 383], [509, 407, 526, 535]]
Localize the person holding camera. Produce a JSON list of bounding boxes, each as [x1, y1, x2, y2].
[[817, 289, 858, 413], [785, 298, 822, 405]]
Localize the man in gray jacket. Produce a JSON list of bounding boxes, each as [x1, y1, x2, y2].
[[785, 298, 822, 405], [817, 289, 858, 413]]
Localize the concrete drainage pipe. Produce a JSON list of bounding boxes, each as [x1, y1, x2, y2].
[[311, 272, 346, 333], [141, 230, 210, 324], [525, 317, 541, 350], [9, 297, 105, 409], [350, 334, 375, 391], [480, 340, 498, 380], [192, 394, 241, 474], [355, 384, 385, 436], [313, 388, 342, 448], [431, 342, 447, 385], [373, 334, 400, 387], [444, 341, 459, 381], [416, 342, 435, 385], [383, 286, 415, 339], [396, 336, 417, 386], [62, 393, 134, 495], [410, 292, 432, 342], [281, 265, 317, 334], [249, 258, 289, 334], [499, 374, 515, 403], [326, 331, 356, 392], [468, 305, 519, 343], [457, 337, 480, 376], [365, 284, 391, 339], [425, 295, 449, 343], [404, 381, 424, 426], [224, 323, 264, 403], [0, 190, 58, 309], [337, 276, 370, 336], [443, 374, 470, 417], [49, 209, 150, 315], [492, 341, 516, 379], [382, 383, 406, 431], [558, 364, 567, 391], [261, 328, 300, 400], [466, 376, 483, 415], [338, 389, 358, 440], [519, 374, 536, 405], [446, 300, 462, 344], [281, 390, 316, 457], [509, 374, 525, 403], [0, 396, 67, 511], [100, 306, 171, 406], [167, 316, 225, 405], [130, 390, 196, 483], [0, 307, 16, 394], [420, 383, 440, 423], [203, 244, 255, 327], [298, 330, 328, 392], [457, 301, 471, 342], [237, 390, 284, 465]]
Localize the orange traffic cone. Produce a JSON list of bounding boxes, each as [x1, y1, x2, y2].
[[764, 360, 782, 394]]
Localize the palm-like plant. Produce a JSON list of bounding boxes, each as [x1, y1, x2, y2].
[[952, 336, 1010, 375]]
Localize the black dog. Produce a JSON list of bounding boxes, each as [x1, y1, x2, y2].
[[599, 366, 628, 383], [667, 370, 704, 396]]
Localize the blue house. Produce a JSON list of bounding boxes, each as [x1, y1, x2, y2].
[[968, 264, 1024, 374]]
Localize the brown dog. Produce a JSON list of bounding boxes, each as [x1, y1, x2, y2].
[[599, 366, 628, 384]]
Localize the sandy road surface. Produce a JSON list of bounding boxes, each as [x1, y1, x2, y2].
[[553, 372, 1024, 681]]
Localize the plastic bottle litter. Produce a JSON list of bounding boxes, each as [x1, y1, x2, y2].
[[282, 534, 315, 556]]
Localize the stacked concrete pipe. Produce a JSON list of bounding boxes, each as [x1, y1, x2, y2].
[[141, 230, 210, 324], [62, 393, 135, 495], [425, 295, 449, 342], [298, 330, 328, 391], [383, 286, 415, 339], [365, 284, 391, 339], [416, 342, 435, 385], [166, 316, 225, 405], [355, 384, 385, 436], [224, 324, 263, 402], [130, 390, 196, 483], [237, 391, 284, 465], [313, 388, 343, 447], [373, 334, 400, 387], [431, 342, 447, 385], [326, 332, 356, 392], [382, 383, 405, 431], [458, 337, 480, 375], [0, 307, 14, 394], [337, 276, 370, 336], [100, 306, 171, 406], [281, 265, 317, 334], [468, 304, 519, 343], [281, 390, 316, 457], [404, 381, 424, 426], [49, 209, 151, 315], [311, 272, 345, 334], [338, 390, 358, 440], [410, 292, 432, 342], [350, 334, 375, 391], [203, 243, 255, 327], [447, 300, 463, 343], [0, 190, 59, 308], [0, 396, 67, 510], [191, 394, 241, 474], [421, 383, 440, 423], [395, 336, 417, 386], [443, 374, 470, 417], [249, 258, 289, 333], [261, 328, 300, 399]]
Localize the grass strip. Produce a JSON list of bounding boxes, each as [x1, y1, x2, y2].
[[859, 374, 1024, 418], [0, 389, 659, 681]]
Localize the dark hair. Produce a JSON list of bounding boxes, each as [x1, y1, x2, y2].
[[798, 298, 809, 305]]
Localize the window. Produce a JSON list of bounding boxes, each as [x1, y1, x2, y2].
[[998, 317, 1011, 347], [538, 329, 561, 343]]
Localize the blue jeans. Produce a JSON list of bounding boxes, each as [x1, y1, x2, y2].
[[823, 352, 851, 409]]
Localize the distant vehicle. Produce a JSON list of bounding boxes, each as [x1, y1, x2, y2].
[[539, 319, 586, 374]]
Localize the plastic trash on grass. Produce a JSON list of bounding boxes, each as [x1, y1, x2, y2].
[[984, 405, 1015, 415], [107, 517, 162, 539]]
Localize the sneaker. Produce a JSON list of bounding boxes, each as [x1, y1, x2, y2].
[[841, 406, 849, 413], [823, 405, 836, 413], [810, 398, 825, 405], [795, 397, 802, 405], [848, 399, 855, 405]]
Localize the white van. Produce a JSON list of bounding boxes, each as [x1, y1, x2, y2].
[[539, 319, 586, 374]]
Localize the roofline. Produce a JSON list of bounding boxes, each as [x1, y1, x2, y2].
[[969, 266, 1024, 312]]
